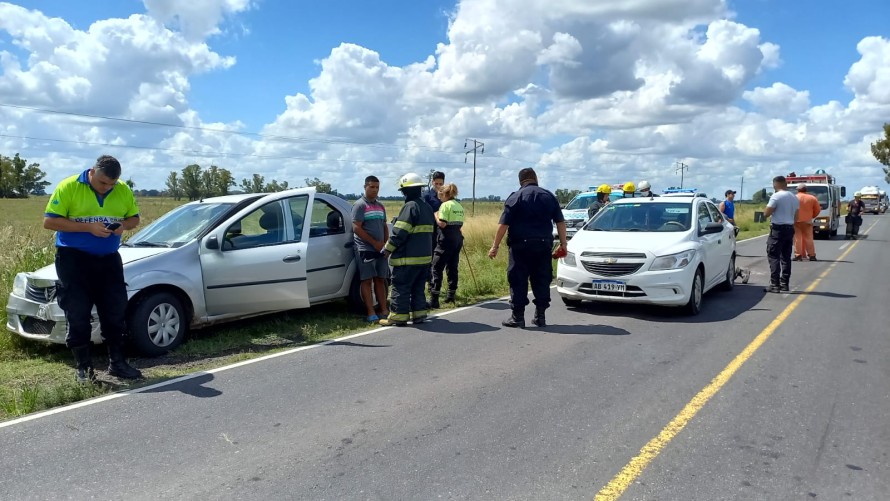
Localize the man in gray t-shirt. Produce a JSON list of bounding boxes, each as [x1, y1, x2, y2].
[[351, 176, 390, 322], [763, 175, 800, 292]]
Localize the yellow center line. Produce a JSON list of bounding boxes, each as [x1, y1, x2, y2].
[[594, 233, 866, 500]]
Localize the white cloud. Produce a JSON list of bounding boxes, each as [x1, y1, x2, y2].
[[1, 0, 888, 198], [142, 0, 251, 41], [743, 82, 810, 117]]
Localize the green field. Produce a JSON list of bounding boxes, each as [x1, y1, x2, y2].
[[0, 195, 768, 420]]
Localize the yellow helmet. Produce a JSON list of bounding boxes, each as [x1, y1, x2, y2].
[[397, 172, 425, 190], [623, 182, 636, 193], [596, 184, 612, 194]]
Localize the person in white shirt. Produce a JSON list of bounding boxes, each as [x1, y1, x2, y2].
[[763, 175, 800, 293]]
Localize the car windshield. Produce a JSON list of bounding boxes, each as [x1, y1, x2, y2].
[[584, 202, 692, 232], [126, 202, 234, 248], [564, 196, 596, 210], [794, 186, 829, 210]]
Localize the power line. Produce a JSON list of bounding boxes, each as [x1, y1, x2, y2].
[[0, 102, 461, 155], [0, 102, 548, 167], [0, 133, 465, 165]]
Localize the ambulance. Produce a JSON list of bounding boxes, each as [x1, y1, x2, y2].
[[786, 172, 846, 238]]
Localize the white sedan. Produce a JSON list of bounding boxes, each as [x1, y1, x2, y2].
[[556, 194, 736, 315]]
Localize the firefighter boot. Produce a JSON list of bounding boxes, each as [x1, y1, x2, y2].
[[429, 291, 440, 309], [444, 290, 456, 303], [107, 342, 142, 379], [532, 308, 546, 328], [71, 345, 96, 383]]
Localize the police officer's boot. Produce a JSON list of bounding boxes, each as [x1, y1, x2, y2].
[[429, 291, 440, 309], [502, 310, 525, 328], [444, 290, 456, 303], [71, 345, 96, 383], [107, 342, 142, 379], [532, 308, 546, 328]]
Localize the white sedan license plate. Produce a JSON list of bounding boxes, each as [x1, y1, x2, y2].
[[592, 280, 626, 292]]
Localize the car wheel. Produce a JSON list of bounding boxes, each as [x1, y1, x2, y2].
[[720, 255, 735, 291], [562, 296, 583, 308], [684, 268, 704, 315], [128, 292, 186, 357]]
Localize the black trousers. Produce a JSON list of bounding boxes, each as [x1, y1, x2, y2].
[[431, 234, 463, 294], [507, 238, 553, 314], [55, 247, 128, 349], [390, 265, 430, 321], [766, 225, 795, 286]]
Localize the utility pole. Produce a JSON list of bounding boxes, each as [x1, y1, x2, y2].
[[674, 161, 688, 188], [465, 139, 484, 215], [740, 176, 744, 201]]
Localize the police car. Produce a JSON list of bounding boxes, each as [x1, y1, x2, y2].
[[556, 189, 735, 315], [555, 189, 599, 239]]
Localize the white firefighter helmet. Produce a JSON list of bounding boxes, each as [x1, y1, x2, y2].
[[639, 180, 651, 191], [397, 172, 426, 190]]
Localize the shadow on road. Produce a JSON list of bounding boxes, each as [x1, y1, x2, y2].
[[476, 302, 510, 311], [139, 372, 222, 398], [325, 341, 392, 348], [540, 324, 630, 336], [787, 291, 857, 299], [417, 319, 499, 334], [566, 284, 767, 324]]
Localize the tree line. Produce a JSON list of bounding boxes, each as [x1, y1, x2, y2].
[[0, 153, 50, 198], [164, 163, 338, 201]]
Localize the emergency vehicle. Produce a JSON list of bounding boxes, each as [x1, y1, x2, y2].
[[786, 172, 846, 238], [859, 186, 883, 214]]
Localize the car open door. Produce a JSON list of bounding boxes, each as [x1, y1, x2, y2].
[[199, 191, 314, 316]]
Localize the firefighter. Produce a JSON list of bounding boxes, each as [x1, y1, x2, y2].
[[587, 184, 612, 219], [622, 181, 636, 198], [380, 173, 436, 326], [489, 168, 567, 328]]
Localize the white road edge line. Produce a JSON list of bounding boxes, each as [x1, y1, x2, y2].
[[839, 242, 850, 250], [0, 230, 807, 428], [0, 294, 514, 429]]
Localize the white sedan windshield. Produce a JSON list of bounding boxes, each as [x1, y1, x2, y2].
[[127, 202, 234, 247], [585, 203, 692, 232]]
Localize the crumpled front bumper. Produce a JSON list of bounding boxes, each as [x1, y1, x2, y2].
[[6, 293, 102, 345]]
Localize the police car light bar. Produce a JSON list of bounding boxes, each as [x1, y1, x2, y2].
[[663, 187, 698, 194]]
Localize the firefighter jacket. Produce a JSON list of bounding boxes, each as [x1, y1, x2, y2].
[[385, 194, 436, 266]]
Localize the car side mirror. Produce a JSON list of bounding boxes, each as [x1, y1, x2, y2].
[[701, 222, 724, 235], [205, 235, 220, 250], [841, 187, 846, 197]]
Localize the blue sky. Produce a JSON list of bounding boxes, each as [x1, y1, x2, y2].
[[1, 0, 888, 197]]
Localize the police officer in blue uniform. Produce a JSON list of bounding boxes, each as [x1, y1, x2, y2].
[[489, 168, 567, 328]]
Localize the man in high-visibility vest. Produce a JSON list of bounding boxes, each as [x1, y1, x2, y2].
[[380, 173, 436, 326]]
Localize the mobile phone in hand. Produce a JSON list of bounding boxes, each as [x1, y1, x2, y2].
[[105, 222, 122, 231]]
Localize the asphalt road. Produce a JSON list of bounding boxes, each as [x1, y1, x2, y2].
[[2, 217, 888, 500]]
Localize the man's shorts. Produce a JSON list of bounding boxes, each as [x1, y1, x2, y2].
[[355, 250, 391, 281]]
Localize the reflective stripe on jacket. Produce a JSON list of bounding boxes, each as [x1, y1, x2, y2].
[[385, 198, 436, 266]]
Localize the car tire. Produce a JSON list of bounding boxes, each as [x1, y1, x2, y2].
[[561, 296, 583, 308], [683, 268, 704, 315], [128, 292, 186, 357], [719, 255, 735, 292]]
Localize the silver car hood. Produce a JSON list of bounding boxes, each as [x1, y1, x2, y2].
[[26, 247, 173, 281]]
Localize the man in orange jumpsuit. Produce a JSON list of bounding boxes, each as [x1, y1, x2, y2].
[[794, 183, 822, 261]]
